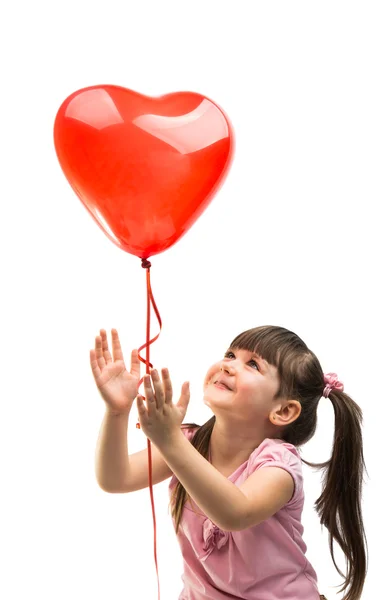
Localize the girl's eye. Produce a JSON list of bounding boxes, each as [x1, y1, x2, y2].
[[224, 351, 259, 370]]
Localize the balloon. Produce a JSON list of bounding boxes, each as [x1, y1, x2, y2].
[[54, 85, 234, 259]]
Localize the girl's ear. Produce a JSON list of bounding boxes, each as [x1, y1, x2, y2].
[[271, 400, 301, 425]]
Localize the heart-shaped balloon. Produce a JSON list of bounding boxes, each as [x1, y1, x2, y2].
[[54, 85, 234, 259]]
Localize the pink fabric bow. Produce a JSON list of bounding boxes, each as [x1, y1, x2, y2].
[[323, 372, 344, 397], [201, 519, 230, 562]]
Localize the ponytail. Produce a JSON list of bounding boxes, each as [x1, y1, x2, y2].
[[302, 389, 369, 600]]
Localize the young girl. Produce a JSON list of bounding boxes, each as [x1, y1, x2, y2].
[[92, 325, 368, 600]]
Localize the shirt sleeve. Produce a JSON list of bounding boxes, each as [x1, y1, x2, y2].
[[248, 440, 304, 508]]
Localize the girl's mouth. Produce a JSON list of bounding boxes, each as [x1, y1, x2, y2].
[[214, 382, 231, 390]]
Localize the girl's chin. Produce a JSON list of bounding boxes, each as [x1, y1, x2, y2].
[[203, 394, 231, 407]]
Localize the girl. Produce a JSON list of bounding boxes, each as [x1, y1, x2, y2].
[[92, 325, 368, 600]]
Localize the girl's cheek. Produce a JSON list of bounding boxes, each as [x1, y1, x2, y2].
[[203, 372, 213, 387], [204, 362, 223, 387]]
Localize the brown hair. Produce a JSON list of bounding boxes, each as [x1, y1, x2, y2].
[[169, 326, 368, 600]]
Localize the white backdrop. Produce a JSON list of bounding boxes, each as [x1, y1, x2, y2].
[[1, 1, 379, 599]]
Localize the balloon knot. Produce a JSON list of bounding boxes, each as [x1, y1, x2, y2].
[[141, 258, 151, 269]]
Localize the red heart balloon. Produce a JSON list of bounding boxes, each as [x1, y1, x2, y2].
[[54, 85, 234, 259]]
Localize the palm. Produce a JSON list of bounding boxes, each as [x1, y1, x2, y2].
[[97, 360, 139, 404]]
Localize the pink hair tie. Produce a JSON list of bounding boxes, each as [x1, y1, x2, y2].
[[323, 372, 344, 397]]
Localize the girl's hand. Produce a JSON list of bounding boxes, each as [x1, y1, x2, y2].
[[137, 368, 190, 447], [90, 329, 140, 415]]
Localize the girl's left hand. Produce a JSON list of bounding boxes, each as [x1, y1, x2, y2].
[[137, 368, 191, 447]]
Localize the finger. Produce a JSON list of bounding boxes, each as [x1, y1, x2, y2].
[[150, 369, 165, 408], [130, 348, 141, 379], [161, 368, 173, 404], [143, 374, 156, 405], [90, 348, 101, 379], [177, 382, 191, 411], [110, 328, 125, 362], [95, 335, 107, 370], [182, 381, 191, 396], [136, 396, 148, 424], [100, 329, 112, 364], [136, 395, 146, 412]]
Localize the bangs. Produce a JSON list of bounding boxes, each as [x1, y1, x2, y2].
[[230, 326, 309, 367]]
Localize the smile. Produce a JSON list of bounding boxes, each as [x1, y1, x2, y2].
[[214, 382, 231, 391]]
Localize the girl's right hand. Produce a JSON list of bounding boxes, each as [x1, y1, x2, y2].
[[90, 329, 141, 415]]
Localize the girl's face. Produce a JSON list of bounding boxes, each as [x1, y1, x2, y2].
[[203, 347, 281, 425]]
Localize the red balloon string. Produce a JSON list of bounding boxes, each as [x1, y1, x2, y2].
[[135, 257, 163, 600]]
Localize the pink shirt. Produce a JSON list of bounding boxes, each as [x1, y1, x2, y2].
[[169, 427, 320, 600]]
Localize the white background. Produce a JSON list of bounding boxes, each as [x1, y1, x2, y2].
[[1, 1, 379, 599]]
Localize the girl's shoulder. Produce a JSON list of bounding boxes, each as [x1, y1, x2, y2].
[[251, 437, 302, 468], [247, 438, 304, 507]]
